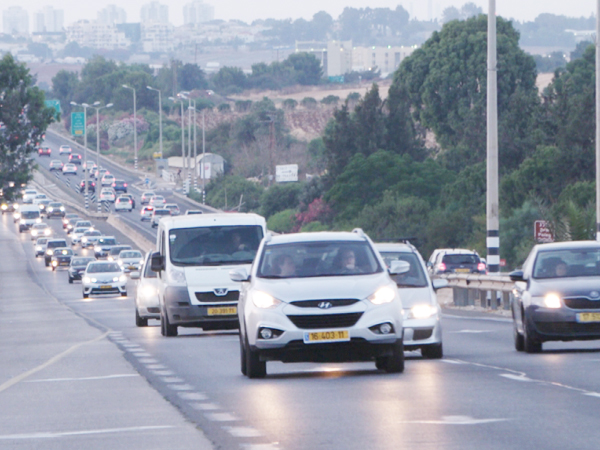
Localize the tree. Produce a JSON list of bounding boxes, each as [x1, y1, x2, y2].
[[284, 52, 322, 85], [211, 66, 247, 94], [205, 175, 264, 212], [0, 54, 54, 200], [322, 103, 356, 182], [51, 70, 79, 116], [311, 11, 333, 40], [352, 84, 386, 157], [260, 183, 303, 218], [179, 63, 208, 91]]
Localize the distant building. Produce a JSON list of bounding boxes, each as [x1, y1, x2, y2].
[[352, 45, 415, 75], [97, 5, 127, 25], [183, 0, 215, 25], [295, 41, 327, 75], [33, 6, 64, 33], [141, 1, 169, 24], [3, 6, 29, 35], [326, 40, 352, 77], [116, 23, 141, 44], [141, 22, 174, 53], [66, 20, 130, 49]]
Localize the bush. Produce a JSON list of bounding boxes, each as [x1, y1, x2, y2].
[[283, 98, 298, 110], [260, 183, 303, 218], [321, 95, 340, 105], [205, 175, 264, 212], [267, 209, 297, 233], [301, 97, 318, 109], [301, 221, 329, 232], [218, 103, 231, 112]]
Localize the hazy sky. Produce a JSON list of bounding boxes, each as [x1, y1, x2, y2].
[[6, 0, 597, 28]]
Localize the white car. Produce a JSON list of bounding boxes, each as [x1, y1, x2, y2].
[[30, 222, 52, 240], [82, 261, 127, 298], [231, 230, 408, 378], [100, 188, 116, 203], [115, 195, 133, 212], [149, 195, 165, 207], [22, 189, 38, 203], [71, 227, 91, 245], [375, 242, 448, 359], [81, 229, 103, 247], [62, 163, 78, 175], [141, 191, 155, 205], [59, 145, 72, 155], [32, 194, 48, 205], [117, 250, 144, 273], [151, 208, 170, 228], [140, 206, 154, 221], [101, 174, 115, 187], [131, 253, 161, 326], [164, 203, 180, 216], [35, 237, 49, 257]]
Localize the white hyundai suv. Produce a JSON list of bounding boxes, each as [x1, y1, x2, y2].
[[230, 229, 408, 378]]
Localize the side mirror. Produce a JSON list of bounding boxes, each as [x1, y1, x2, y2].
[[432, 279, 449, 291], [389, 260, 410, 275], [150, 251, 165, 272], [230, 268, 250, 282], [509, 270, 525, 282], [130, 271, 141, 280]]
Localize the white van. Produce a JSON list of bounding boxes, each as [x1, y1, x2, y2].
[[150, 213, 267, 337], [18, 205, 42, 232]]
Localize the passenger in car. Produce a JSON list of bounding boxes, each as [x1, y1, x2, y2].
[[273, 254, 296, 277]]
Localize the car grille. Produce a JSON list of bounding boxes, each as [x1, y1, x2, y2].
[[412, 328, 434, 340], [195, 291, 239, 302], [563, 298, 600, 310], [286, 312, 363, 329], [90, 287, 120, 295], [289, 299, 360, 308], [536, 322, 600, 335]]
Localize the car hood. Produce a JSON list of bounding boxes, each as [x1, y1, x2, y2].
[[254, 272, 394, 303], [529, 277, 600, 298], [395, 286, 435, 308], [184, 264, 252, 290]]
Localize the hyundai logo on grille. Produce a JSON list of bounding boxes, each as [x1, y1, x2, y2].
[[318, 301, 333, 309], [214, 288, 228, 296], [590, 291, 600, 300]]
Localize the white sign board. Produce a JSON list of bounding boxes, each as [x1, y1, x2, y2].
[[200, 162, 211, 180], [276, 164, 298, 182]]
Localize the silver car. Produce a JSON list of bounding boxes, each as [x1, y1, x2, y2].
[[511, 241, 600, 353], [231, 230, 408, 378], [35, 237, 49, 257], [117, 250, 144, 273], [131, 253, 161, 327], [71, 227, 91, 245], [82, 261, 127, 298], [375, 243, 447, 359]]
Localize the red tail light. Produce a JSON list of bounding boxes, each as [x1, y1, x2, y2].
[[478, 263, 486, 272], [124, 183, 127, 187], [438, 262, 446, 272]]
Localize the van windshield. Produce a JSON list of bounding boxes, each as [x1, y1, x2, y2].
[[21, 210, 40, 219], [169, 225, 264, 266]]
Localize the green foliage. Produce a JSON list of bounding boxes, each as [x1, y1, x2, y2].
[[499, 201, 540, 269], [260, 183, 303, 218], [301, 221, 329, 232], [515, 14, 593, 47], [533, 51, 567, 73], [300, 97, 318, 109], [283, 98, 298, 110], [205, 175, 264, 212], [267, 209, 297, 233], [218, 103, 231, 112], [212, 67, 248, 94]]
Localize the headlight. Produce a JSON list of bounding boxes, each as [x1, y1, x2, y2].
[[14, 204, 18, 209], [20, 219, 25, 224], [14, 213, 20, 219], [167, 266, 187, 285], [48, 207, 53, 212], [36, 218, 41, 223], [67, 224, 73, 229], [82, 237, 87, 243], [119, 275, 127, 282], [44, 229, 51, 235], [367, 286, 397, 305], [52, 260, 57, 266], [1, 204, 6, 210], [36, 245, 42, 251], [139, 259, 144, 264], [46, 249, 53, 255], [544, 293, 562, 309], [409, 304, 438, 319], [108, 256, 114, 261], [94, 246, 101, 252], [83, 276, 91, 283], [60, 206, 65, 211], [251, 291, 281, 309], [31, 230, 37, 236], [140, 285, 156, 298]]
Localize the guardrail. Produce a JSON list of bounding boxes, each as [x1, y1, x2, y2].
[[436, 273, 515, 311]]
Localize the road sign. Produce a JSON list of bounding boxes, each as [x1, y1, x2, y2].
[[44, 99, 61, 119], [276, 164, 298, 182], [535, 220, 554, 243], [71, 112, 85, 136]]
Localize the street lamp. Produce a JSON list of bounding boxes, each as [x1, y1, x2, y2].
[[88, 102, 113, 213], [147, 86, 163, 159], [122, 85, 138, 171], [70, 101, 91, 209], [170, 95, 187, 192]]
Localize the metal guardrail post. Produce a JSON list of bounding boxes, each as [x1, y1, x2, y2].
[[502, 291, 511, 311]]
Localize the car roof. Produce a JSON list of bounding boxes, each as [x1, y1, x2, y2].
[[374, 242, 415, 253], [267, 231, 368, 245], [158, 213, 266, 230], [534, 241, 600, 251]]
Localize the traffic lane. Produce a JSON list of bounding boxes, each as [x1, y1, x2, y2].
[[0, 215, 211, 450]]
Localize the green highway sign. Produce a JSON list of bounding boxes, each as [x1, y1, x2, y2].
[[45, 99, 61, 119], [71, 112, 85, 136]]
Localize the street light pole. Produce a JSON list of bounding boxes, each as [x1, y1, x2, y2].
[[70, 101, 90, 209], [188, 98, 192, 191], [202, 108, 206, 204], [122, 85, 137, 171], [596, 0, 600, 240], [89, 103, 113, 213], [193, 102, 197, 192], [147, 86, 163, 159]]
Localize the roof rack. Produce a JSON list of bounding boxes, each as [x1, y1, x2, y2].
[[352, 228, 367, 238]]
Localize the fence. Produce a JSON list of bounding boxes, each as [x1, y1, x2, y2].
[[436, 273, 515, 311]]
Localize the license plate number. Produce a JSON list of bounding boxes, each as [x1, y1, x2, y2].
[[455, 268, 470, 273], [303, 330, 350, 344], [207, 306, 237, 316], [576, 312, 600, 323], [128, 266, 136, 270], [100, 285, 112, 290]]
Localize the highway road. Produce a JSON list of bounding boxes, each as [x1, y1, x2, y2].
[[3, 207, 600, 449]]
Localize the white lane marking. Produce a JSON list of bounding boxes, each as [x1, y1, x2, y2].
[[0, 425, 177, 440], [240, 444, 281, 450], [132, 352, 152, 358], [0, 331, 109, 394], [204, 412, 237, 422], [152, 370, 175, 376], [500, 374, 533, 382], [161, 377, 184, 383], [146, 364, 167, 370], [168, 384, 194, 391], [223, 426, 262, 437], [178, 392, 208, 401], [138, 358, 159, 364], [442, 314, 512, 323], [584, 392, 600, 398], [449, 330, 495, 334], [441, 359, 465, 365], [190, 402, 219, 410], [25, 374, 138, 383], [399, 416, 509, 425]]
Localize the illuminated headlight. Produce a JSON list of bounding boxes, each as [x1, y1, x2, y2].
[[83, 276, 91, 283], [46, 249, 53, 255], [82, 237, 88, 243], [35, 218, 41, 223], [52, 260, 57, 266], [139, 259, 144, 264], [119, 275, 127, 282], [31, 230, 38, 236], [20, 219, 25, 224], [140, 285, 156, 298], [14, 213, 20, 219], [409, 304, 438, 319], [251, 291, 281, 309], [107, 256, 114, 261], [36, 245, 42, 251], [60, 206, 65, 211], [63, 219, 69, 224], [94, 246, 101, 252], [118, 261, 123, 266], [48, 207, 54, 212], [44, 229, 51, 236], [544, 293, 562, 309], [367, 286, 397, 305], [1, 204, 7, 210], [13, 204, 18, 209]]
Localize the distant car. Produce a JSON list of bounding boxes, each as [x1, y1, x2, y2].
[[101, 174, 115, 187], [30, 222, 52, 240], [185, 210, 203, 215], [428, 249, 486, 276], [100, 188, 116, 203], [94, 236, 118, 258], [37, 199, 51, 216], [120, 193, 136, 209], [71, 227, 91, 246], [35, 237, 49, 257], [81, 229, 102, 248], [50, 247, 74, 271], [44, 239, 68, 266], [164, 203, 180, 216], [96, 168, 109, 180], [117, 249, 144, 273], [149, 195, 165, 207], [1, 201, 18, 214], [151, 208, 170, 228], [46, 202, 66, 218], [32, 194, 48, 205], [62, 163, 78, 175], [68, 256, 96, 284], [115, 195, 133, 212], [22, 189, 37, 203], [69, 153, 82, 165], [63, 213, 79, 229], [59, 145, 72, 155], [107, 245, 132, 262], [82, 261, 127, 298], [141, 191, 155, 205], [49, 160, 64, 171], [140, 205, 154, 221], [112, 180, 128, 193], [132, 252, 160, 326], [38, 146, 51, 156], [79, 180, 96, 194], [90, 166, 98, 179], [66, 217, 82, 233]]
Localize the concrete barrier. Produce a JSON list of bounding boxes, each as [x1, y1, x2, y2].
[[106, 214, 155, 253]]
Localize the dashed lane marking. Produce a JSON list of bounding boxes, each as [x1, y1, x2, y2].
[[204, 412, 237, 422], [190, 402, 219, 410], [25, 374, 138, 383], [222, 426, 262, 438], [0, 425, 177, 440], [177, 392, 208, 401]]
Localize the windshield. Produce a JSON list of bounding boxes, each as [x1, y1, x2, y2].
[[120, 251, 141, 259], [54, 248, 74, 256], [85, 231, 101, 236], [257, 241, 383, 279], [111, 246, 131, 255], [98, 238, 117, 246], [379, 251, 428, 287], [88, 263, 121, 273], [155, 210, 170, 215], [76, 222, 91, 227], [533, 248, 600, 279], [72, 258, 94, 266], [442, 254, 480, 264], [169, 225, 264, 266], [47, 241, 67, 249], [21, 211, 40, 219]]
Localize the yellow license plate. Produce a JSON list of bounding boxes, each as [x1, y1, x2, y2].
[[207, 306, 237, 316], [128, 266, 136, 270], [455, 268, 470, 273], [576, 313, 600, 323], [303, 330, 350, 344], [100, 285, 112, 289]]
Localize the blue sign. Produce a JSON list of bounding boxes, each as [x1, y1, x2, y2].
[[45, 99, 61, 119], [71, 112, 85, 136]]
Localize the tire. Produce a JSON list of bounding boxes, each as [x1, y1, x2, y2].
[[122, 290, 128, 297], [240, 335, 248, 375], [45, 260, 49, 267], [83, 292, 89, 298], [68, 276, 73, 284], [375, 357, 386, 371], [523, 317, 542, 353], [135, 309, 148, 327], [52, 266, 55, 271], [245, 336, 266, 378], [383, 340, 405, 373], [514, 322, 525, 352], [421, 343, 443, 359], [161, 308, 178, 337]]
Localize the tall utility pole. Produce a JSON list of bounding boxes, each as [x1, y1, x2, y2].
[[70, 101, 90, 209], [122, 85, 137, 171], [202, 108, 206, 203], [147, 86, 163, 158], [487, 0, 500, 273], [188, 98, 192, 190], [90, 103, 113, 213], [596, 0, 600, 240], [193, 103, 197, 192]]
